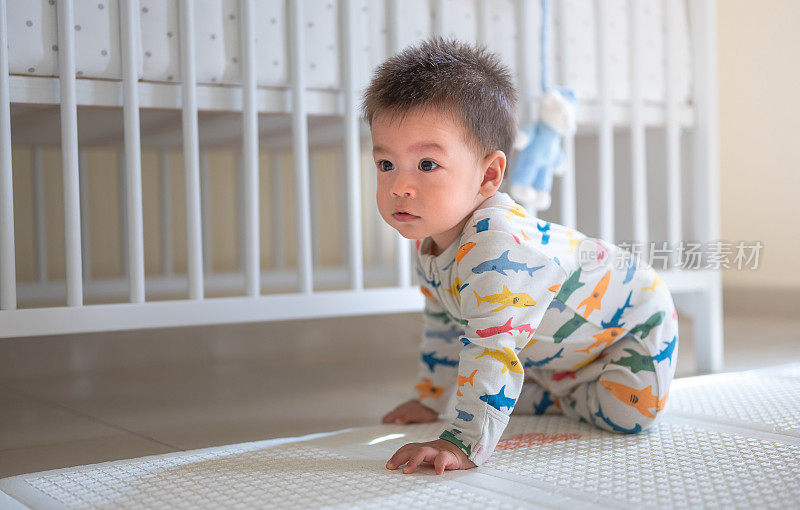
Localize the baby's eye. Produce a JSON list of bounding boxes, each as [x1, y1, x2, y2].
[[419, 159, 439, 172], [377, 160, 394, 172]]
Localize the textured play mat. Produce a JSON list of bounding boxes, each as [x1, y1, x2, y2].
[[2, 363, 799, 509]]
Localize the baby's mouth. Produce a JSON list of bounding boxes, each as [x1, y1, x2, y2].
[[393, 211, 419, 222]]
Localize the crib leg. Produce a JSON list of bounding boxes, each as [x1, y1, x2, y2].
[[693, 277, 724, 374]]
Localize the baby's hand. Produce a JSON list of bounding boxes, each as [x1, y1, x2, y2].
[[381, 400, 438, 425], [386, 439, 477, 475]]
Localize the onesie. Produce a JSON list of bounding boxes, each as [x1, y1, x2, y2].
[[411, 191, 678, 466]]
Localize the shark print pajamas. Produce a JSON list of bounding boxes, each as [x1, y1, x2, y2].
[[411, 192, 679, 466]]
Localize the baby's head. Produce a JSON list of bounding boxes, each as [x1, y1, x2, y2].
[[361, 37, 518, 254]]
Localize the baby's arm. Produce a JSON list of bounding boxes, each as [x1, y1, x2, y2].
[[381, 291, 464, 424]]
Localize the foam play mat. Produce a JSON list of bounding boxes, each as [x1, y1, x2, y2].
[[2, 363, 799, 509]]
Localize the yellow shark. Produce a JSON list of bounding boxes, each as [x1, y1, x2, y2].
[[575, 326, 626, 354], [521, 229, 531, 241], [642, 272, 665, 292], [474, 285, 537, 312], [456, 242, 477, 265], [566, 230, 582, 253], [475, 347, 524, 374], [457, 369, 478, 396], [577, 270, 611, 319], [445, 277, 465, 303], [500, 203, 528, 220], [601, 380, 667, 418]]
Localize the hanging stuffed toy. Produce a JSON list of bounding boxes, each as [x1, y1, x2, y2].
[[509, 0, 577, 211]]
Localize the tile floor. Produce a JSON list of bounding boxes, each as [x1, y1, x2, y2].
[[1, 309, 798, 478]]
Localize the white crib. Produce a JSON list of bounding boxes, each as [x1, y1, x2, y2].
[[0, 0, 723, 372]]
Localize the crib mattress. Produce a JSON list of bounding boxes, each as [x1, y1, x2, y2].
[[1, 363, 799, 509], [7, 0, 692, 105]]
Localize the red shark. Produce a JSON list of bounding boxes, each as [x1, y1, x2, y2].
[[476, 317, 516, 337], [552, 370, 578, 381]]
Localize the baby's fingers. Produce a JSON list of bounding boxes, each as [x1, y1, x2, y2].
[[402, 449, 431, 474], [433, 451, 455, 475], [386, 444, 415, 470]]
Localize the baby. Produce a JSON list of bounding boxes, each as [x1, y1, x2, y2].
[[360, 38, 678, 474]]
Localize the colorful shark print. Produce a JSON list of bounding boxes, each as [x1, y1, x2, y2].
[[421, 351, 459, 372], [547, 297, 568, 313], [459, 337, 472, 346], [594, 402, 642, 433], [456, 242, 477, 265], [601, 290, 633, 329], [566, 230, 582, 253], [642, 272, 665, 292], [480, 385, 517, 411], [623, 256, 637, 284], [414, 378, 444, 400], [653, 335, 677, 365], [445, 277, 468, 303], [442, 257, 456, 271], [456, 409, 475, 422], [611, 348, 656, 374], [553, 312, 589, 342], [424, 307, 450, 324], [601, 380, 666, 418], [475, 218, 490, 233], [499, 203, 528, 220], [537, 221, 551, 244], [420, 286, 435, 300], [552, 370, 578, 382], [471, 250, 545, 277], [569, 351, 610, 371], [523, 347, 564, 368], [534, 391, 555, 414], [629, 311, 665, 340], [416, 268, 441, 288], [474, 285, 537, 312], [521, 229, 531, 241], [575, 326, 626, 354], [475, 317, 537, 340], [457, 369, 477, 396], [475, 347, 523, 374], [439, 428, 472, 456], [577, 270, 611, 319], [555, 268, 585, 303], [424, 324, 463, 343]]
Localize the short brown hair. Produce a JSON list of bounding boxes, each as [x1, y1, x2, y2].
[[360, 37, 518, 157]]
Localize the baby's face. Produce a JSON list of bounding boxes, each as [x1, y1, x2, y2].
[[371, 108, 489, 254]]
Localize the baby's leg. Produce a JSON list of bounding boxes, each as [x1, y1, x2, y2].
[[511, 379, 563, 416], [538, 312, 679, 433]]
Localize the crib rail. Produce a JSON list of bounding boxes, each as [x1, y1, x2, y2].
[[0, 0, 722, 373]]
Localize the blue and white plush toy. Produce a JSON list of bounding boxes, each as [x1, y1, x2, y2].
[[508, 0, 577, 211], [508, 87, 577, 210]]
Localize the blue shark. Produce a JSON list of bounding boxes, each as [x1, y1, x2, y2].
[[601, 290, 633, 329], [424, 324, 464, 343], [442, 257, 456, 271], [523, 347, 565, 368], [547, 297, 568, 313], [534, 391, 555, 414], [475, 218, 489, 233], [554, 256, 561, 266], [471, 250, 545, 277], [421, 352, 459, 372], [594, 402, 642, 434], [459, 337, 472, 346], [623, 256, 637, 284], [653, 335, 677, 365], [415, 268, 441, 288], [455, 408, 474, 422], [537, 221, 551, 244], [480, 385, 517, 411]]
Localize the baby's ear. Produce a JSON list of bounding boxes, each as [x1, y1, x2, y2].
[[480, 150, 506, 192]]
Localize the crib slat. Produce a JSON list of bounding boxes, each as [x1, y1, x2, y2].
[[342, 0, 364, 291], [118, 151, 128, 282], [630, 0, 649, 251], [32, 148, 48, 283], [179, 0, 204, 299], [596, 0, 614, 243], [665, 0, 683, 268], [0, 0, 15, 310], [557, 0, 576, 230], [199, 151, 211, 274], [240, 0, 260, 297], [288, 0, 314, 293], [56, 0, 83, 306], [516, 0, 537, 126], [432, 0, 446, 37], [120, 0, 145, 302], [78, 150, 91, 280], [159, 150, 173, 277], [476, 0, 490, 46], [387, 0, 411, 287], [270, 152, 284, 270]]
